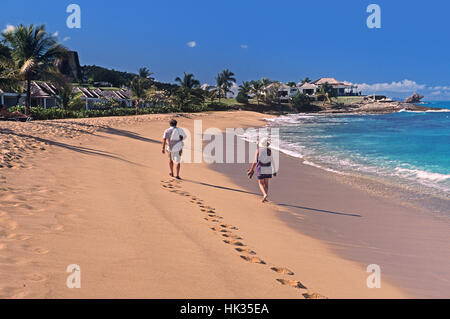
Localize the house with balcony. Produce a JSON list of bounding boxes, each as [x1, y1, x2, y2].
[[297, 82, 318, 96], [310, 77, 359, 96]]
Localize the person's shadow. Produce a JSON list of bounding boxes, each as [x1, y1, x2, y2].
[[183, 179, 362, 218]]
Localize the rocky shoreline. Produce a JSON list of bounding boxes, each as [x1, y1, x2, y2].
[[319, 101, 442, 114]]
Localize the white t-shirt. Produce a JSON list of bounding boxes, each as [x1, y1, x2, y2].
[[163, 127, 186, 152]]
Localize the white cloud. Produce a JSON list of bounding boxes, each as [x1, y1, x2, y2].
[[2, 24, 15, 33], [52, 31, 59, 37], [351, 79, 426, 93], [63, 36, 71, 42], [430, 85, 450, 91], [187, 41, 197, 48], [240, 44, 248, 49], [347, 78, 450, 99], [430, 90, 442, 96]]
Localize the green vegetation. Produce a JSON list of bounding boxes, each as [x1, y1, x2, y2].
[[82, 65, 137, 88], [7, 104, 212, 120], [213, 69, 236, 102], [292, 92, 319, 112], [2, 24, 67, 114], [0, 23, 364, 121], [335, 96, 364, 104], [172, 72, 205, 111]]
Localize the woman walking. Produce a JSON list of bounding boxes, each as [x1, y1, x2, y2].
[[248, 138, 277, 202]]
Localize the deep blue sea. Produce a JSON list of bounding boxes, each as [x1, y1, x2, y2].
[[264, 101, 450, 202]]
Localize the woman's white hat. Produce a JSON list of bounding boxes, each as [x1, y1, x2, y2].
[[258, 137, 270, 148]]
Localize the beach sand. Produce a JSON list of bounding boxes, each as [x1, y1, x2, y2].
[[0, 111, 422, 298]]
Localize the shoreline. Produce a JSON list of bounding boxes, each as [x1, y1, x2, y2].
[[261, 111, 450, 217], [209, 134, 450, 298], [0, 110, 442, 298]]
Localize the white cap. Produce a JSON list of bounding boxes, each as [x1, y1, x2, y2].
[[258, 137, 270, 148]]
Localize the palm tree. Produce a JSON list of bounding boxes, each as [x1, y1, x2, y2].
[[286, 81, 296, 88], [138, 67, 154, 80], [145, 85, 168, 106], [238, 81, 252, 96], [250, 80, 264, 106], [130, 77, 151, 114], [173, 73, 204, 111], [175, 72, 200, 89], [215, 69, 236, 101], [130, 67, 154, 114], [261, 77, 272, 87], [301, 77, 311, 84], [54, 78, 73, 109], [2, 24, 67, 114], [0, 43, 20, 94]]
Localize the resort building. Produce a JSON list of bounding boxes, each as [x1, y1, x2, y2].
[[264, 82, 299, 102], [0, 89, 25, 108], [74, 87, 132, 110], [297, 82, 318, 96], [1, 82, 133, 110], [1, 81, 58, 108], [262, 77, 360, 103], [310, 77, 359, 96], [27, 81, 58, 108]]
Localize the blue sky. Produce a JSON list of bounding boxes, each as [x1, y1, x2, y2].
[[1, 0, 450, 99]]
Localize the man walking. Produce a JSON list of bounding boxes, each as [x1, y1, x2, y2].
[[162, 119, 186, 179]]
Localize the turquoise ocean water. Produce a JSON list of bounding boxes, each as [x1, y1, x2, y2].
[[263, 101, 450, 213]]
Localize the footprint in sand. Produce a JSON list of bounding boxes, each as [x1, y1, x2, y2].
[[210, 226, 227, 232], [50, 224, 64, 232], [235, 247, 256, 255], [2, 286, 29, 299], [0, 219, 18, 230], [208, 214, 223, 219], [204, 217, 220, 223], [240, 255, 266, 264], [222, 234, 243, 240], [302, 292, 327, 299], [31, 247, 49, 255], [0, 256, 30, 266], [271, 267, 294, 276], [276, 279, 307, 289], [220, 224, 239, 230], [26, 273, 48, 283], [223, 239, 245, 247], [17, 235, 32, 241]]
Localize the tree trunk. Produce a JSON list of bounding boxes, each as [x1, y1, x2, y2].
[[26, 77, 31, 115]]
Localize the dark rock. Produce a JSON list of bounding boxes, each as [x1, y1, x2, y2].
[[404, 92, 424, 103]]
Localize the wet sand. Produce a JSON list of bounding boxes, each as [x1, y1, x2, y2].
[[210, 139, 450, 298]]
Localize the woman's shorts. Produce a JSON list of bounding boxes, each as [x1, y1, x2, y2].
[[257, 174, 272, 180]]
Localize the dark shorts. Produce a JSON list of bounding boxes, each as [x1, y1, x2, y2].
[[258, 174, 272, 180]]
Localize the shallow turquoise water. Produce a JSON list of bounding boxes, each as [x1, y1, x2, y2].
[[266, 102, 450, 199]]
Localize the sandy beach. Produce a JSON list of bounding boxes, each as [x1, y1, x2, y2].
[[0, 110, 439, 299]]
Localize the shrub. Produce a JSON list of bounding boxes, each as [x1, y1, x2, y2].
[[236, 92, 249, 104], [292, 92, 317, 112], [7, 104, 211, 121]]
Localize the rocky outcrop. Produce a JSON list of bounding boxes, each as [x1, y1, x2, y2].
[[404, 92, 424, 103], [55, 51, 83, 82]]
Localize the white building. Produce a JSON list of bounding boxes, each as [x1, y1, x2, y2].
[[310, 77, 358, 96], [297, 82, 318, 96], [0, 89, 25, 107], [264, 82, 299, 102]]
